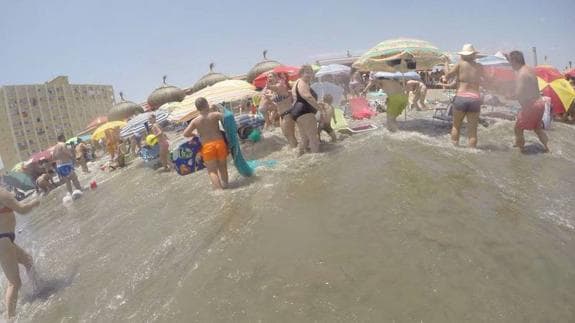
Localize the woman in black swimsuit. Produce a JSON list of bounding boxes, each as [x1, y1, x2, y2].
[[291, 65, 323, 155], [0, 185, 40, 319]]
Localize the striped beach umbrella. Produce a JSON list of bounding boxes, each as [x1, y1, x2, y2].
[[120, 110, 169, 139], [536, 65, 575, 115], [353, 38, 448, 72]]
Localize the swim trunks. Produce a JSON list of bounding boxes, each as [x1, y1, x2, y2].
[[0, 232, 15, 243], [516, 98, 545, 130], [201, 139, 228, 162], [453, 96, 482, 113], [56, 163, 74, 177], [386, 93, 409, 117]]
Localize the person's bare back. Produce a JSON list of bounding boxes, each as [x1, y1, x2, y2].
[[185, 111, 223, 142], [53, 142, 74, 164], [454, 60, 482, 93], [516, 65, 540, 106]]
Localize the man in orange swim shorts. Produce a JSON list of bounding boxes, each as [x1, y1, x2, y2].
[[183, 97, 229, 189]]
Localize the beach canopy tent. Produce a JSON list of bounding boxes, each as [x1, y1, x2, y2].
[[353, 38, 449, 72], [536, 65, 575, 115], [91, 121, 127, 141], [315, 64, 351, 78], [120, 110, 169, 139], [252, 65, 300, 89], [168, 80, 258, 123]]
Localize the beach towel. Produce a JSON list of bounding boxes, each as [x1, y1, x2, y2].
[[349, 97, 376, 120], [330, 108, 348, 130]]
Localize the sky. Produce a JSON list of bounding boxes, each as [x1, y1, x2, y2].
[[1, 0, 573, 102]]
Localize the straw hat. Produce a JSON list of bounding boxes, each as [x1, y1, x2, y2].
[[458, 44, 478, 56]]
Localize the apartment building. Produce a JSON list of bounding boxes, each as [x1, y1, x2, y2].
[[0, 76, 115, 168]]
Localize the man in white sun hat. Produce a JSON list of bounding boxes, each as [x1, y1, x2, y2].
[[442, 44, 484, 148]]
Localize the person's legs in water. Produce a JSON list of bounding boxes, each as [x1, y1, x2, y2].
[[0, 238, 22, 319], [534, 128, 550, 152], [69, 172, 82, 191], [514, 125, 525, 151], [297, 113, 320, 154], [14, 243, 36, 293], [205, 161, 223, 190], [386, 94, 408, 132], [465, 112, 480, 148], [217, 160, 228, 188], [386, 114, 399, 132], [451, 109, 466, 146], [280, 116, 298, 148]]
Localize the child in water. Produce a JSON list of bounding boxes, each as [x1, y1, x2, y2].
[[318, 94, 337, 142], [183, 97, 229, 190]]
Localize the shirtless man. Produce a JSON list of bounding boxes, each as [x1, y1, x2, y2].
[[74, 138, 90, 174], [363, 76, 407, 132], [183, 97, 229, 190], [443, 44, 483, 147], [507, 50, 549, 152], [52, 134, 82, 194], [0, 184, 40, 319]]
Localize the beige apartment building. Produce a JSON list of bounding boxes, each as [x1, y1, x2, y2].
[[0, 76, 115, 168]]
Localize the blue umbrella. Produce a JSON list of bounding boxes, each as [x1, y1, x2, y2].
[[120, 110, 169, 139], [315, 64, 351, 78]]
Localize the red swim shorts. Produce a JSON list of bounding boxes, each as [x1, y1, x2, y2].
[[516, 99, 544, 130]]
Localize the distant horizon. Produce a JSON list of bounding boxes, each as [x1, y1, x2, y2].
[[1, 0, 573, 102]]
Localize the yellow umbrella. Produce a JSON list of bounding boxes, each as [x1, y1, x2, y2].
[[168, 80, 258, 123], [91, 121, 126, 141], [536, 65, 575, 114]]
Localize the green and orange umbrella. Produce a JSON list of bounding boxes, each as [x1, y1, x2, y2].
[[536, 65, 575, 115]]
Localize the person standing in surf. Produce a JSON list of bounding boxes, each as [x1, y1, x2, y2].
[[442, 44, 484, 148], [291, 65, 322, 155], [0, 183, 40, 319], [148, 114, 171, 171], [507, 50, 550, 153], [362, 75, 408, 132], [74, 138, 90, 174], [52, 134, 83, 195], [183, 97, 229, 190]]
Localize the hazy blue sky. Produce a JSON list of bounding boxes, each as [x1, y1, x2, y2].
[[1, 0, 573, 102]]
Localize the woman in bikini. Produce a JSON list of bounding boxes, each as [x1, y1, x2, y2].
[[264, 72, 297, 148], [443, 44, 484, 148], [149, 114, 171, 171], [291, 65, 322, 155], [0, 185, 40, 319]]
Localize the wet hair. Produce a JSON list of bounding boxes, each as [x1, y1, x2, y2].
[[323, 94, 333, 104], [195, 97, 209, 110], [299, 64, 314, 76], [507, 51, 526, 66], [57, 134, 65, 142]]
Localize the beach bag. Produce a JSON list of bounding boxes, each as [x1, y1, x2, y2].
[[541, 96, 552, 129]]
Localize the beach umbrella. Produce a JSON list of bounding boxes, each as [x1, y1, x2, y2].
[[353, 38, 448, 72], [120, 110, 169, 139], [108, 92, 144, 122], [477, 55, 515, 82], [169, 80, 258, 123], [252, 65, 300, 89], [373, 71, 422, 81], [66, 134, 91, 145], [315, 64, 351, 78], [191, 63, 229, 94], [564, 69, 575, 79], [247, 50, 282, 83], [536, 65, 575, 115], [91, 121, 127, 141], [311, 81, 345, 106], [86, 116, 108, 129], [2, 171, 35, 191], [29, 146, 55, 163], [147, 76, 185, 110]]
